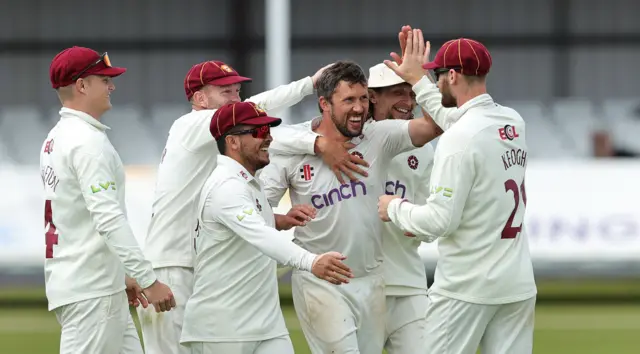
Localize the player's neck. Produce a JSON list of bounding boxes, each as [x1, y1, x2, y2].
[[62, 102, 103, 121], [314, 115, 351, 143], [455, 85, 488, 108], [371, 111, 386, 122], [228, 153, 256, 176]]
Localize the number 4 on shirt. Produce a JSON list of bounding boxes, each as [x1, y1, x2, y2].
[[502, 179, 527, 239], [44, 200, 59, 258]]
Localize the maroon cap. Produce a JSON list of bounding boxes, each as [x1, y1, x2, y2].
[[49, 46, 126, 89], [184, 61, 252, 101], [423, 38, 492, 76], [210, 102, 281, 140]]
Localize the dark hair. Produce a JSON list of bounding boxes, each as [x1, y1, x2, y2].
[[214, 124, 252, 156], [216, 138, 227, 155], [316, 60, 368, 113], [367, 88, 383, 118]]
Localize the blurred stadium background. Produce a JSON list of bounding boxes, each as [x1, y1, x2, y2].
[[1, 0, 639, 353]]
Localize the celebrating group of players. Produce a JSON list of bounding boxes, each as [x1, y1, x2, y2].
[[40, 25, 537, 354]]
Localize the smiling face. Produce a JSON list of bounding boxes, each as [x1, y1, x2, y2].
[[369, 83, 416, 121], [325, 80, 369, 138], [192, 83, 242, 110], [315, 61, 370, 139], [223, 124, 273, 172], [79, 75, 115, 114]]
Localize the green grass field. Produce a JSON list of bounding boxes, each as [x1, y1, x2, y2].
[[0, 304, 638, 353]]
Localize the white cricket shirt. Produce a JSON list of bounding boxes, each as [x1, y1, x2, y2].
[[181, 155, 316, 343], [261, 118, 415, 278], [144, 77, 318, 269], [382, 144, 434, 296], [40, 108, 156, 311], [388, 77, 537, 304]]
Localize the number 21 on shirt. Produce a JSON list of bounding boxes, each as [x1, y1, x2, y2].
[[502, 179, 526, 239]]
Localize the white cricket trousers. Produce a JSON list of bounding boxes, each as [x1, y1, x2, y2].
[[424, 291, 536, 354], [137, 266, 194, 354], [184, 335, 294, 354], [384, 294, 428, 354], [54, 291, 142, 354], [291, 269, 386, 354]]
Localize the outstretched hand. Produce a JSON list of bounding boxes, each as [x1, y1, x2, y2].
[[385, 26, 431, 86], [275, 204, 317, 230]]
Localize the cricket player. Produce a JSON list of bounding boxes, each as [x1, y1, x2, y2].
[[368, 62, 436, 354], [180, 101, 353, 354], [138, 60, 368, 354], [42, 46, 175, 354], [260, 60, 442, 354], [379, 29, 537, 354]]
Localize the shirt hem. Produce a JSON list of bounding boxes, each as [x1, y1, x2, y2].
[[180, 331, 289, 344], [150, 260, 194, 269], [429, 288, 538, 305], [385, 285, 428, 297], [47, 287, 125, 311]]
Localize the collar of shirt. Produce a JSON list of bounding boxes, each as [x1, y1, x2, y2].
[[59, 107, 110, 131], [456, 93, 495, 119], [216, 154, 258, 185], [447, 93, 495, 124]]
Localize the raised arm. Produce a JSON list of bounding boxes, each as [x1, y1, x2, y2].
[[246, 64, 330, 114], [385, 26, 458, 131]]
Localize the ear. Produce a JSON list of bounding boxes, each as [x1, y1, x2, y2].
[[192, 90, 204, 107], [74, 78, 86, 95], [449, 69, 458, 85], [368, 89, 377, 104], [319, 96, 331, 113], [225, 135, 240, 152]]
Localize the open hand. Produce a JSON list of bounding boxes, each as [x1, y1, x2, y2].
[[315, 137, 369, 184], [311, 252, 353, 285], [312, 63, 334, 89], [384, 27, 431, 86]]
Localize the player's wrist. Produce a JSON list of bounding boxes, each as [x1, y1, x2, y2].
[[313, 136, 327, 156], [138, 273, 158, 290], [412, 75, 435, 93], [388, 198, 408, 223], [304, 253, 318, 272]]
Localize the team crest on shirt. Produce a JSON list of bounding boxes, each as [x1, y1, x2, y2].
[[407, 155, 419, 170], [220, 64, 234, 73], [351, 151, 364, 160], [255, 198, 262, 212]]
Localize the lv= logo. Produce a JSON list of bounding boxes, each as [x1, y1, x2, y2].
[[90, 181, 116, 194]]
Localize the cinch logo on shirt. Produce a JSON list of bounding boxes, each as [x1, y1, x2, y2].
[[311, 180, 367, 209], [385, 180, 407, 199]]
